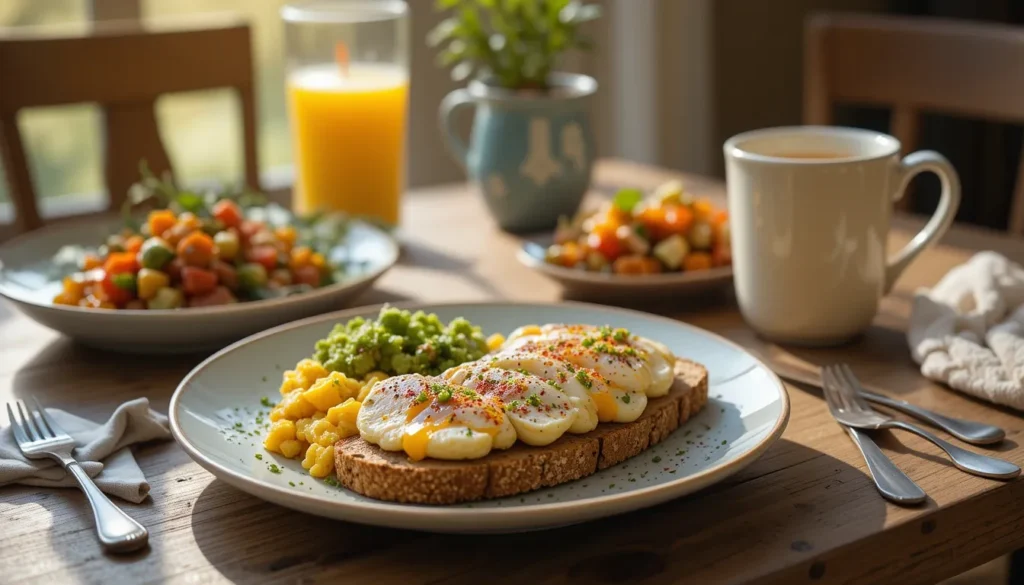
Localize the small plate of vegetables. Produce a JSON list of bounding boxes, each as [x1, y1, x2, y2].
[[0, 167, 398, 354], [518, 180, 733, 298]]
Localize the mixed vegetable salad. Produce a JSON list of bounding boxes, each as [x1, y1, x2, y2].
[[544, 180, 731, 275], [53, 166, 348, 310]]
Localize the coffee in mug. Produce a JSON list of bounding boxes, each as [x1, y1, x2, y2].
[[723, 126, 960, 345]]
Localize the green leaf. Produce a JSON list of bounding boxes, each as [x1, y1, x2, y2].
[[435, 0, 461, 9], [613, 188, 644, 213], [175, 191, 205, 214]]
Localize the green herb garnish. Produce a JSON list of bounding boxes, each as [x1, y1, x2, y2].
[[575, 370, 592, 389], [545, 379, 562, 390], [526, 394, 542, 407], [254, 453, 263, 460], [505, 400, 522, 412], [268, 464, 281, 474], [621, 394, 631, 404], [415, 391, 429, 404], [652, 456, 662, 463], [260, 396, 273, 407]]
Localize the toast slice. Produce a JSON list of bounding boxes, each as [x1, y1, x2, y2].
[[333, 358, 709, 504]]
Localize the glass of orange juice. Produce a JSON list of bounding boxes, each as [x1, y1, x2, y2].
[[282, 0, 409, 227]]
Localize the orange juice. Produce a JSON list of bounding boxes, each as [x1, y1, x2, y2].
[[287, 64, 408, 225]]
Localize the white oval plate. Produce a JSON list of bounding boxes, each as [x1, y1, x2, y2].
[[170, 301, 789, 533], [518, 239, 733, 299], [0, 215, 398, 354]]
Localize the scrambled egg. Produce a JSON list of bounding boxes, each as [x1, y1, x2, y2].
[[262, 335, 509, 478]]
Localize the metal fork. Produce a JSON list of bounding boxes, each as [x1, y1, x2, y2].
[[823, 365, 1020, 480], [821, 369, 926, 504], [6, 399, 149, 553]]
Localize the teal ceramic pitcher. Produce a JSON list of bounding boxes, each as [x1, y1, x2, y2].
[[439, 73, 597, 232]]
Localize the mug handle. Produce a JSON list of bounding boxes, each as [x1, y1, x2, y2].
[[885, 150, 961, 293], [439, 89, 475, 169]]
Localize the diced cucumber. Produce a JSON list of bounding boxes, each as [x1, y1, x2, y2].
[[237, 263, 268, 290], [653, 234, 690, 270], [147, 286, 185, 310], [139, 237, 175, 269]]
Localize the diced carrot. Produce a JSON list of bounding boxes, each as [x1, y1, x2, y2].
[[612, 255, 662, 275], [682, 251, 713, 271], [82, 253, 103, 271], [62, 276, 86, 302], [147, 210, 177, 240], [176, 231, 215, 267], [103, 252, 139, 275], [289, 246, 312, 270], [212, 199, 244, 229], [124, 235, 145, 255], [662, 205, 694, 237], [181, 266, 218, 296], [274, 226, 297, 251], [692, 198, 715, 222]]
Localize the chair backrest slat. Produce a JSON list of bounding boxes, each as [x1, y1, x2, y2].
[[804, 13, 1024, 233], [0, 16, 259, 237]]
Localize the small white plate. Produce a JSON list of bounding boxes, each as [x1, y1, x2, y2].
[[170, 301, 789, 533], [518, 239, 733, 299], [0, 215, 398, 354]]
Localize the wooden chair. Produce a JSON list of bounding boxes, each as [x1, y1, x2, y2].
[[0, 15, 259, 239], [804, 12, 1024, 234]]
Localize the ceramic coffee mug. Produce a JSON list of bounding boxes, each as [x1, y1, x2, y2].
[[723, 126, 961, 345]]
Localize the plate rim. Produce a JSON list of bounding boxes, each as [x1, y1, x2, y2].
[[517, 242, 733, 286], [0, 213, 400, 317], [169, 300, 789, 525]]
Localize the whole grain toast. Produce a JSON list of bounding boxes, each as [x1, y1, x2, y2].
[[333, 358, 709, 504]]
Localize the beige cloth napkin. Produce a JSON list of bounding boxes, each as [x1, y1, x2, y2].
[[0, 398, 171, 503], [907, 251, 1024, 410]]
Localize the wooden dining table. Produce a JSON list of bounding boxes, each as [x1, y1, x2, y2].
[[2, 158, 1024, 585]]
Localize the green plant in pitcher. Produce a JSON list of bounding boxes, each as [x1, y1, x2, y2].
[[428, 0, 601, 91]]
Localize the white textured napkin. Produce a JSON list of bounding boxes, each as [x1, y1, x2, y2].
[[908, 251, 1024, 410], [0, 398, 171, 503]]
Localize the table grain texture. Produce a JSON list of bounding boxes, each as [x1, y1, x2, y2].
[[2, 159, 1024, 585]]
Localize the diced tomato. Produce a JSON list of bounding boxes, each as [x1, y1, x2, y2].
[[188, 286, 237, 307], [587, 230, 625, 262], [210, 260, 239, 291], [99, 270, 134, 305], [181, 266, 218, 296], [246, 245, 280, 271], [212, 199, 244, 229], [123, 235, 145, 255], [103, 252, 139, 276], [165, 258, 184, 283], [238, 220, 263, 244], [712, 245, 732, 267], [293, 265, 322, 287], [176, 231, 215, 267]]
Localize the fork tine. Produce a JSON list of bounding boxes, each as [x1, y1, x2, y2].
[[837, 364, 867, 409], [31, 398, 57, 438], [27, 399, 54, 439], [6, 403, 32, 445], [14, 401, 39, 441], [821, 366, 842, 410]]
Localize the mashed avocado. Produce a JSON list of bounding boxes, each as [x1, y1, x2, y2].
[[313, 306, 489, 377]]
